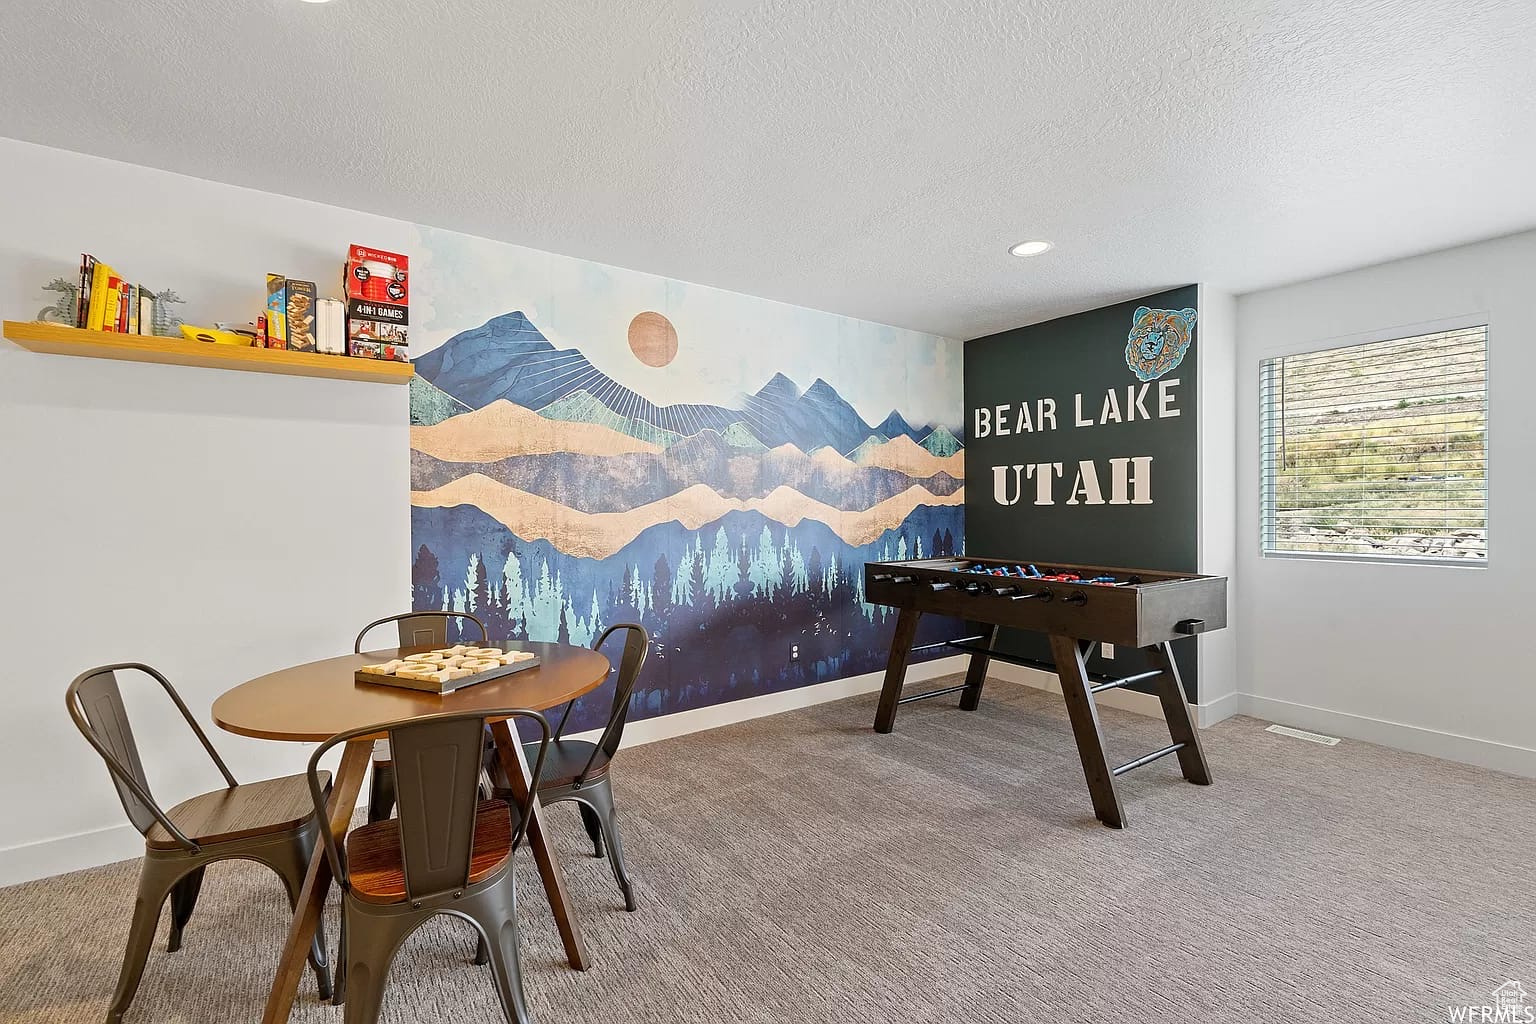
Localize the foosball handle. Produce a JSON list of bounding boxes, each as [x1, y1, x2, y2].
[[1011, 590, 1051, 602], [993, 586, 1018, 596], [1062, 591, 1088, 606], [929, 582, 952, 591], [893, 576, 915, 584], [1175, 618, 1207, 635], [872, 573, 893, 582]]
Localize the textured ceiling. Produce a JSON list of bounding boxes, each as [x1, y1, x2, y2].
[[3, 0, 1534, 339]]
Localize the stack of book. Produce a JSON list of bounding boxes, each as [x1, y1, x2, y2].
[[75, 255, 158, 334]]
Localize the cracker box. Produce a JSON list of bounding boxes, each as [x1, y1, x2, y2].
[[264, 275, 288, 350], [284, 280, 318, 353]]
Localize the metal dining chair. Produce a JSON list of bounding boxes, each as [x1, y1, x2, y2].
[[306, 708, 550, 1024], [493, 623, 648, 912], [354, 611, 487, 823], [66, 663, 333, 1023]]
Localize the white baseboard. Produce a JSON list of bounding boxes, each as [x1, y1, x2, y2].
[[0, 822, 143, 887], [1196, 690, 1244, 728], [986, 662, 1167, 720], [1238, 693, 1536, 779], [987, 662, 1241, 729], [592, 654, 969, 749], [0, 656, 969, 887]]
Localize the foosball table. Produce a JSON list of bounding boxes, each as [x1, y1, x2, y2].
[[865, 556, 1227, 828]]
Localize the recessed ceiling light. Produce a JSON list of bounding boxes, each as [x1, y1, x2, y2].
[[1008, 240, 1053, 257]]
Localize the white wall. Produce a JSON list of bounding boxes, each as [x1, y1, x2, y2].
[[1234, 230, 1536, 776], [0, 139, 420, 881], [1196, 285, 1239, 721]]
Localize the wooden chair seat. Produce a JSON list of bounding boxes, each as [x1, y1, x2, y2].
[[145, 771, 330, 851], [524, 737, 610, 790], [345, 799, 512, 905]]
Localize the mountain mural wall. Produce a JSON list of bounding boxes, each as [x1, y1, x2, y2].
[[410, 304, 965, 731]]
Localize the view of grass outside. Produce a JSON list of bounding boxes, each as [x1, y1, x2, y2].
[[1260, 325, 1487, 562]]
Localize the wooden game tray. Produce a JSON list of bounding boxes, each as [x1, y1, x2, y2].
[[355, 650, 542, 694]]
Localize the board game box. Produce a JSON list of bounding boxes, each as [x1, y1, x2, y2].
[[355, 645, 540, 694], [344, 244, 409, 360]]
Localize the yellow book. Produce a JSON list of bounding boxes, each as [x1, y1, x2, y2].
[[86, 262, 113, 330], [102, 277, 122, 333]]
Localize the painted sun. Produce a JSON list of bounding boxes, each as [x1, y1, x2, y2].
[[628, 311, 678, 367]]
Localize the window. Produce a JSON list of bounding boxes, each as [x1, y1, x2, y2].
[[1260, 325, 1488, 565]]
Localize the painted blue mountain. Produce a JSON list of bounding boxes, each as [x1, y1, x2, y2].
[[414, 312, 738, 434], [875, 410, 926, 443]]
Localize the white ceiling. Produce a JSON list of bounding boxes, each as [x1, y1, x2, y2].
[[3, 0, 1534, 339]]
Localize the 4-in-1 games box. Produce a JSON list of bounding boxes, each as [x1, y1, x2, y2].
[[344, 245, 409, 361]]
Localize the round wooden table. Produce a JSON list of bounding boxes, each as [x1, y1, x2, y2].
[[214, 641, 610, 741], [213, 641, 610, 1023]]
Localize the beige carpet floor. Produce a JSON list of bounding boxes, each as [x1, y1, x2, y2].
[[2, 676, 1532, 1023]]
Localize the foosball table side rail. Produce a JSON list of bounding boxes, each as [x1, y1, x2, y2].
[[864, 569, 1226, 649]]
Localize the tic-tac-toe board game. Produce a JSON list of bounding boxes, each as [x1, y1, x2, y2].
[[355, 645, 540, 694], [863, 556, 1227, 829]]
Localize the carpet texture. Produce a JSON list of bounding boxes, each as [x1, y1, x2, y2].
[[2, 677, 1532, 1023]]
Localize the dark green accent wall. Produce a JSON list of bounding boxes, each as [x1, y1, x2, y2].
[[964, 286, 1201, 698]]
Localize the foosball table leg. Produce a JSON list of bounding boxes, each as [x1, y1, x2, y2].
[[874, 609, 922, 733], [1148, 641, 1212, 785], [958, 625, 1000, 712], [1049, 634, 1127, 829]]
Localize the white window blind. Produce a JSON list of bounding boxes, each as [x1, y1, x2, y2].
[[1260, 325, 1488, 565]]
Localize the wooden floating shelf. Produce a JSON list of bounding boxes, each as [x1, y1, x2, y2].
[[2, 321, 415, 385]]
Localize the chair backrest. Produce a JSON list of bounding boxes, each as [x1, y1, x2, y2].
[[307, 708, 549, 903], [590, 623, 648, 762], [354, 611, 488, 653], [65, 663, 237, 851]]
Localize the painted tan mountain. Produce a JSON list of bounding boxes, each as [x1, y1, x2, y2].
[[413, 475, 964, 560], [854, 434, 963, 477], [410, 428, 961, 514], [411, 399, 663, 462]]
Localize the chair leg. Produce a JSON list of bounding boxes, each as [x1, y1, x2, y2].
[[166, 866, 205, 953], [275, 830, 334, 1003], [367, 761, 396, 823], [468, 876, 537, 1024], [576, 803, 605, 859], [579, 782, 636, 912], [342, 908, 416, 1024], [106, 857, 183, 1024]]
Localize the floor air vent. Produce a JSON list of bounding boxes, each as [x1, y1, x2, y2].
[[1265, 724, 1340, 746]]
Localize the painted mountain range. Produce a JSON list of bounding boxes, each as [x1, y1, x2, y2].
[[413, 312, 963, 458], [409, 309, 964, 729]]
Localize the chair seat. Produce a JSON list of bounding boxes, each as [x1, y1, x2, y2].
[[345, 799, 512, 905], [524, 737, 611, 790], [145, 771, 329, 851]]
